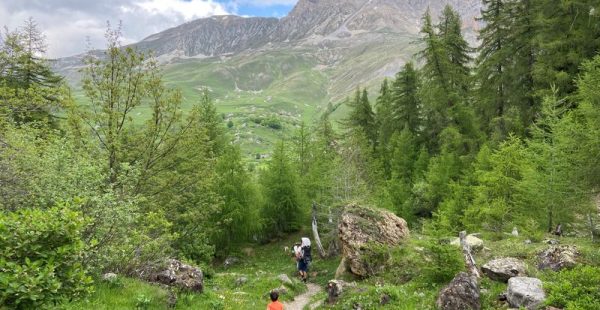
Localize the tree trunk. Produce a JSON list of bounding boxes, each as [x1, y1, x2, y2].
[[459, 231, 480, 278], [312, 202, 327, 258], [588, 214, 598, 243]]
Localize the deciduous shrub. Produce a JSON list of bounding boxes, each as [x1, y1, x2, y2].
[[0, 206, 92, 309], [544, 265, 600, 310]]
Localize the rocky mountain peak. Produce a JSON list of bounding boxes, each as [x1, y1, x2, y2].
[[130, 0, 481, 58], [135, 15, 279, 58]]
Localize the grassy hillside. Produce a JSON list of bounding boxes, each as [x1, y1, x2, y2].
[[64, 36, 423, 161]]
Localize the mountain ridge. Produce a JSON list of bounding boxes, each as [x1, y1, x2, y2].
[[55, 0, 483, 156], [126, 0, 481, 59]]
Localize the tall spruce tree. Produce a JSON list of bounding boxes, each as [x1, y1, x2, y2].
[[534, 0, 600, 99], [438, 5, 472, 94], [344, 88, 377, 147], [391, 62, 421, 134], [418, 7, 476, 153], [261, 140, 304, 235], [0, 18, 64, 125], [476, 0, 513, 138]]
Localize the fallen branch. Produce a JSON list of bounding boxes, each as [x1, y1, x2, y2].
[[459, 231, 480, 278], [312, 202, 327, 258]]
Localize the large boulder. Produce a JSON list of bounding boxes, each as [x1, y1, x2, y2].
[[482, 258, 527, 282], [450, 234, 484, 251], [436, 272, 481, 310], [337, 204, 410, 277], [149, 259, 204, 292], [538, 245, 579, 271], [507, 277, 545, 309]]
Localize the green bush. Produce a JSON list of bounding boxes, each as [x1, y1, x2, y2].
[[544, 265, 600, 310], [0, 206, 93, 309], [362, 242, 392, 276], [419, 240, 464, 284]]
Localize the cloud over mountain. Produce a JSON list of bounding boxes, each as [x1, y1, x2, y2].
[[0, 0, 239, 57]]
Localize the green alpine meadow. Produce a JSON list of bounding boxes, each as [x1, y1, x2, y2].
[[1, 0, 600, 309]]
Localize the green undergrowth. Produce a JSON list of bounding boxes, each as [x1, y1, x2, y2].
[[61, 232, 340, 309], [61, 232, 600, 310], [327, 234, 600, 310]]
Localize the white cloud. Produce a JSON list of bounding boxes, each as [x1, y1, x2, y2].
[[135, 0, 229, 21], [0, 0, 231, 58], [237, 0, 297, 5]]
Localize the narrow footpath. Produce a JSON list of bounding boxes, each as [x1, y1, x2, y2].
[[283, 283, 323, 310]]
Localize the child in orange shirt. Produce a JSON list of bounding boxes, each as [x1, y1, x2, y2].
[[267, 291, 284, 310]]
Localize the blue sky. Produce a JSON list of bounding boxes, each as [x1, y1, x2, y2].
[[215, 1, 296, 18], [0, 0, 299, 57]]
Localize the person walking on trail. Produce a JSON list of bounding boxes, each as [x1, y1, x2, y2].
[[299, 237, 312, 283], [267, 291, 284, 310], [293, 242, 302, 277]]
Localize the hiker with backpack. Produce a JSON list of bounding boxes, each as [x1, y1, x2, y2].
[[292, 242, 302, 277], [298, 237, 312, 283]]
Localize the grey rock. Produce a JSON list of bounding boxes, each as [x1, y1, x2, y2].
[[275, 285, 288, 295], [235, 276, 248, 287], [223, 256, 240, 268], [150, 259, 204, 292], [538, 246, 579, 271], [544, 239, 560, 245], [380, 293, 391, 305], [277, 274, 293, 285], [507, 277, 545, 309], [482, 258, 527, 282], [451, 234, 484, 251], [102, 272, 118, 282], [524, 239, 532, 245], [436, 272, 481, 310], [326, 279, 358, 304], [327, 280, 344, 304]]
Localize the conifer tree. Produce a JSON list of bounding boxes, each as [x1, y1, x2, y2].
[[438, 5, 472, 93], [418, 7, 475, 152], [213, 145, 260, 254], [476, 0, 513, 138], [375, 78, 394, 147], [534, 0, 600, 98], [261, 140, 304, 235], [391, 62, 420, 134], [0, 18, 64, 124], [523, 92, 579, 232], [344, 88, 377, 146]]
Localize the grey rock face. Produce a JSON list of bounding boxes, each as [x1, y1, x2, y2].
[[58, 0, 482, 63], [436, 272, 481, 310], [507, 277, 545, 309], [482, 258, 527, 282], [136, 16, 279, 57]]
